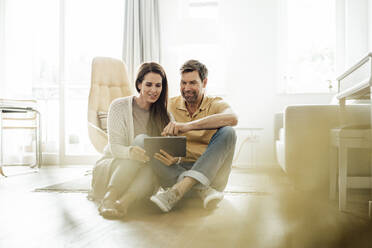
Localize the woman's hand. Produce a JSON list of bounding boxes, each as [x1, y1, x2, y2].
[[129, 146, 150, 163], [154, 149, 179, 166]]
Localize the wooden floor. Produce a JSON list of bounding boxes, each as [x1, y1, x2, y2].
[[0, 166, 371, 248]]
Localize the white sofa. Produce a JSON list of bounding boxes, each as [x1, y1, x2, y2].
[[275, 104, 370, 191]]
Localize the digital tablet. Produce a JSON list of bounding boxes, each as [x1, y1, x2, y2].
[[144, 136, 186, 157]]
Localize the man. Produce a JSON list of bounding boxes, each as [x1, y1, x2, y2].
[[150, 59, 238, 212]]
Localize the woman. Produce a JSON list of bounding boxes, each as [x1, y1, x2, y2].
[[89, 62, 171, 218]]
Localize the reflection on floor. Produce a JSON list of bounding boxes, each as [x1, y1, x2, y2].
[[0, 165, 371, 248]]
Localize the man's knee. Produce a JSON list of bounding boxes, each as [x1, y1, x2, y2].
[[217, 126, 237, 145]]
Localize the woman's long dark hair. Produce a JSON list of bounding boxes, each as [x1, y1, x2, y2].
[[135, 62, 170, 136]]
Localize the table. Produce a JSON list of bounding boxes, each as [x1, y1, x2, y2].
[[336, 52, 371, 122], [336, 52, 372, 214], [329, 128, 372, 211], [232, 127, 264, 168], [0, 106, 42, 169]]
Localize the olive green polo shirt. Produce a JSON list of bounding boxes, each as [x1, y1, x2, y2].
[[169, 95, 231, 162]]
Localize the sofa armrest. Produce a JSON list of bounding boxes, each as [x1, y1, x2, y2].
[[274, 112, 283, 141], [283, 104, 370, 191]]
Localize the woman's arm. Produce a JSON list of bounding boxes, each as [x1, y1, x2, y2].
[[107, 98, 150, 162], [107, 99, 132, 159]]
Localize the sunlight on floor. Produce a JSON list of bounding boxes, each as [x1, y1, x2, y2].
[[0, 166, 372, 248]]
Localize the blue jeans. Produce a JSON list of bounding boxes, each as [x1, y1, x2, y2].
[[150, 127, 237, 191]]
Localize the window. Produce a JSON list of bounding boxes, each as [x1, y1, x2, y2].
[[2, 0, 60, 163], [2, 0, 124, 164], [64, 0, 124, 156], [278, 0, 337, 94], [162, 0, 225, 97]]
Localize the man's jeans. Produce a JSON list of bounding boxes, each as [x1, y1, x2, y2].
[[150, 126, 237, 191]]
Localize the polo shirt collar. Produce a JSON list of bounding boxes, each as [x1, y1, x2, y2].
[[176, 95, 208, 112]]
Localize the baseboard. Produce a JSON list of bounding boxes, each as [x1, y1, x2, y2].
[[232, 163, 281, 168]]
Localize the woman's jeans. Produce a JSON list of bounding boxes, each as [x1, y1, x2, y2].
[[150, 126, 237, 191], [107, 135, 157, 198]]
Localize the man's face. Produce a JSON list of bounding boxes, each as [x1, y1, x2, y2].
[[180, 70, 206, 104]]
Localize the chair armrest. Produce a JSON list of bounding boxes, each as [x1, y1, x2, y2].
[[88, 121, 107, 137], [88, 121, 108, 154]]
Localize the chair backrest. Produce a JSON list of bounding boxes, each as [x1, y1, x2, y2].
[[88, 57, 132, 154]]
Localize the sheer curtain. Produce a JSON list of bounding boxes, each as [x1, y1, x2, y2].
[[122, 0, 161, 86]]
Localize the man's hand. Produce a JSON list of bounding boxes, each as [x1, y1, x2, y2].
[[161, 121, 191, 136], [154, 149, 179, 166], [129, 146, 150, 163]]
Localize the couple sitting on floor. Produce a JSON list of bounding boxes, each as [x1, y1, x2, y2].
[[89, 59, 238, 219]]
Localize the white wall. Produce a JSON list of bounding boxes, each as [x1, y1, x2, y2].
[[338, 0, 370, 93], [0, 0, 5, 95], [345, 0, 369, 66], [368, 0, 372, 51], [159, 0, 369, 167], [220, 0, 285, 167]]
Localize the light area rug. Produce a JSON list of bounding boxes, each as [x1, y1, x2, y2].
[[34, 175, 92, 193], [34, 168, 291, 194]]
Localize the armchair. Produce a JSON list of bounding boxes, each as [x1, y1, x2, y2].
[[88, 57, 132, 154]]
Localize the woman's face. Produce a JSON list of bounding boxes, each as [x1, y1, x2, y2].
[[138, 72, 163, 104]]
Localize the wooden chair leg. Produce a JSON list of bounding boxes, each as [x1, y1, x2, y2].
[[338, 144, 348, 211], [0, 166, 6, 177], [329, 146, 337, 200]]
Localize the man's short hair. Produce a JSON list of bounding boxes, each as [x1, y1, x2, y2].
[[180, 59, 208, 81]]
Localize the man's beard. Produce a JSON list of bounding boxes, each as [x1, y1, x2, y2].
[[182, 90, 198, 103]]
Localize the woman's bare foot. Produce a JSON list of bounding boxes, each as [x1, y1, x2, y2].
[[99, 188, 123, 219], [113, 200, 129, 216], [114, 193, 137, 215], [98, 199, 124, 219]]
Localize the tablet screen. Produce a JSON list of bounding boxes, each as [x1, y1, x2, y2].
[[144, 136, 186, 157]]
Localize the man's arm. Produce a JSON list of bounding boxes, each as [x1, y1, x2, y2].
[[162, 108, 238, 136], [187, 107, 238, 130]]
